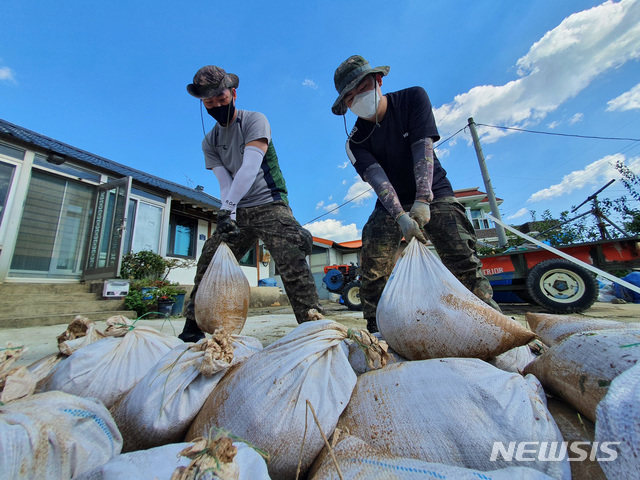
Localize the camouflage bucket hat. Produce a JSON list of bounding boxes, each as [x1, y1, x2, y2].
[[332, 55, 390, 115], [187, 65, 240, 99]]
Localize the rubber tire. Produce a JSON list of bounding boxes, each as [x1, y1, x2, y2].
[[525, 259, 598, 314], [342, 281, 362, 311]]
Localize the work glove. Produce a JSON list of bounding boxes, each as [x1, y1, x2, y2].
[[215, 209, 240, 242], [397, 213, 427, 244], [409, 200, 431, 228]]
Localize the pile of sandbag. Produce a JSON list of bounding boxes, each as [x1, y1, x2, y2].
[[376, 239, 535, 360], [41, 316, 182, 408]]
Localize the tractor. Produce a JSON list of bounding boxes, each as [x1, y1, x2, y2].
[[322, 263, 362, 311]]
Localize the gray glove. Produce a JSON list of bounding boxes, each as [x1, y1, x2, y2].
[[215, 209, 240, 242], [409, 200, 431, 228], [397, 213, 427, 244]]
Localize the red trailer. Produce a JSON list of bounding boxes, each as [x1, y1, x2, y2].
[[481, 236, 640, 313]]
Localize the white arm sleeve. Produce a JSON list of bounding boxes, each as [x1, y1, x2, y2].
[[212, 166, 233, 210], [221, 145, 265, 219]]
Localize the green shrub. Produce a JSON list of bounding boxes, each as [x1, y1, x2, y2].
[[123, 289, 155, 317], [120, 250, 166, 280]]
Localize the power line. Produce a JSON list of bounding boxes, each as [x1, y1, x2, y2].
[[475, 123, 640, 142]]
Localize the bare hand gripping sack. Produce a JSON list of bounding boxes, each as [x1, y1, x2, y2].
[[195, 242, 251, 335], [376, 238, 535, 360]]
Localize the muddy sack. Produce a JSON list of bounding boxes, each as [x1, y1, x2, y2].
[[336, 358, 569, 479], [345, 332, 407, 375], [186, 320, 388, 480], [524, 328, 640, 423], [596, 363, 640, 478], [0, 390, 122, 480], [488, 344, 538, 374], [310, 432, 557, 480], [526, 312, 640, 346], [112, 333, 262, 452], [42, 318, 181, 408], [195, 242, 251, 335], [376, 239, 535, 360]]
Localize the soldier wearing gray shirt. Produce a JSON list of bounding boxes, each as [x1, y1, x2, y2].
[[178, 65, 324, 343]]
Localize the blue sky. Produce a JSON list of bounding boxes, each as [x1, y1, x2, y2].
[[2, 0, 640, 242]]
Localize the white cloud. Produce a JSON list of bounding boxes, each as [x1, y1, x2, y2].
[[569, 112, 584, 124], [547, 121, 560, 129], [0, 66, 16, 83], [338, 161, 349, 169], [527, 153, 640, 202], [607, 82, 640, 111], [302, 79, 318, 90], [435, 147, 450, 159], [434, 0, 640, 143], [344, 176, 374, 205], [304, 218, 360, 243], [506, 208, 530, 220], [315, 200, 324, 209], [323, 202, 340, 215]]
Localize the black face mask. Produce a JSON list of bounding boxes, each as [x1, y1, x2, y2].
[[206, 100, 236, 126]]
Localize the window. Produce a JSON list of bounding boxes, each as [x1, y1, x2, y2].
[[470, 209, 492, 230], [0, 161, 16, 228], [167, 214, 198, 258], [0, 143, 24, 160], [239, 245, 257, 267], [33, 154, 101, 182]]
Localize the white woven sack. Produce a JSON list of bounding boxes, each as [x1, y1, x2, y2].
[[346, 333, 406, 375], [377, 239, 535, 360], [596, 363, 640, 478], [112, 334, 263, 452], [525, 312, 640, 346], [310, 433, 556, 480], [0, 390, 122, 480], [42, 324, 182, 408], [488, 345, 537, 374], [337, 358, 570, 480], [524, 328, 640, 423], [195, 242, 251, 335], [186, 320, 387, 480]]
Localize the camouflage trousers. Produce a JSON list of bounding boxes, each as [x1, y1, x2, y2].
[[361, 196, 501, 326], [184, 200, 323, 325]]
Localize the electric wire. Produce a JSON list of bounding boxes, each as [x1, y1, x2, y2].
[[475, 123, 640, 143]]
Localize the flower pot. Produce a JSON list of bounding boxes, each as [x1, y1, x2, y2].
[[141, 287, 158, 300], [156, 299, 174, 318], [171, 292, 186, 316]]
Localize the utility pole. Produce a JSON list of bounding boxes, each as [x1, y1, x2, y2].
[[467, 117, 508, 246]]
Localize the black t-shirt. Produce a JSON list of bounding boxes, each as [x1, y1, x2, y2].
[[346, 87, 454, 207]]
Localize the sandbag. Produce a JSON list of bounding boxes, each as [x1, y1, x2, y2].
[[526, 312, 639, 346], [310, 432, 556, 480], [377, 239, 535, 360], [195, 242, 251, 335], [336, 358, 569, 480], [0, 390, 122, 480], [186, 319, 388, 480], [112, 333, 263, 452], [0, 342, 27, 392], [596, 363, 640, 478], [488, 344, 538, 374], [524, 328, 640, 423], [42, 317, 182, 408]]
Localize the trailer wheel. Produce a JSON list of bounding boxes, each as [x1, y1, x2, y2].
[[342, 281, 362, 311], [526, 259, 598, 313]]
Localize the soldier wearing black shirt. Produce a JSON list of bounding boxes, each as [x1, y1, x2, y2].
[[332, 55, 499, 333]]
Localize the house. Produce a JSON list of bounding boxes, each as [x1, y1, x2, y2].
[[0, 119, 270, 289], [454, 187, 504, 245]]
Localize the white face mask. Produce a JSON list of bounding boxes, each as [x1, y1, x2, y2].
[[349, 88, 380, 118]]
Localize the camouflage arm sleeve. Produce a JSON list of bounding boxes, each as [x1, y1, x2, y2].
[[363, 164, 405, 220], [411, 137, 435, 203]]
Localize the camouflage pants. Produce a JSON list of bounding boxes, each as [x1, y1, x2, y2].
[[184, 200, 322, 325], [361, 196, 500, 325]]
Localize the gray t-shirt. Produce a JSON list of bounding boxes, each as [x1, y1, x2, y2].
[[202, 109, 288, 207]]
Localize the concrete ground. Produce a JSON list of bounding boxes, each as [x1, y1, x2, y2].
[[3, 300, 640, 368]]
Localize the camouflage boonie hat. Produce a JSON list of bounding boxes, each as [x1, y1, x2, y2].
[[187, 65, 239, 99], [332, 55, 390, 115]]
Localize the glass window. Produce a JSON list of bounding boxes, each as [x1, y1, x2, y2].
[[239, 245, 256, 267], [131, 187, 166, 203], [0, 143, 25, 160], [33, 154, 102, 182], [167, 214, 197, 258], [0, 161, 16, 228]]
